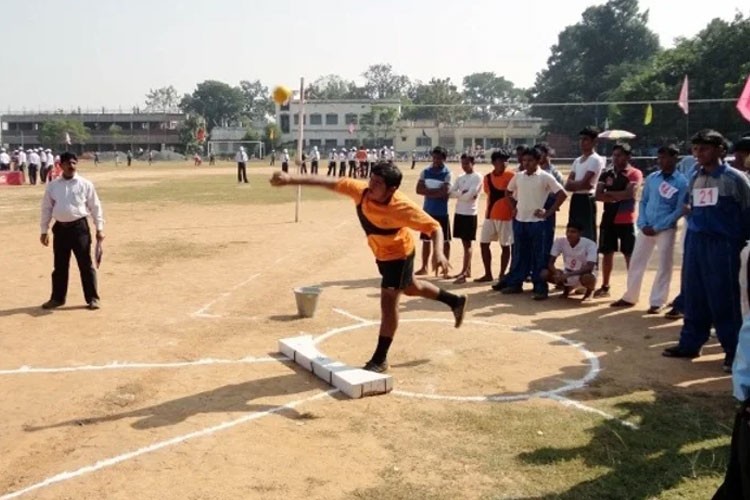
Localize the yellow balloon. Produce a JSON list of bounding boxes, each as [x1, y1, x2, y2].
[[272, 86, 292, 105]]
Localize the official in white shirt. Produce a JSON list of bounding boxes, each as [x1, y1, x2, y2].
[[28, 149, 40, 185], [449, 154, 483, 283], [39, 149, 49, 183], [235, 146, 249, 183], [40, 152, 105, 310], [281, 149, 290, 173], [310, 146, 320, 175], [0, 148, 10, 170]]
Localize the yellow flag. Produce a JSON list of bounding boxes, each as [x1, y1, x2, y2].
[[644, 104, 653, 125]]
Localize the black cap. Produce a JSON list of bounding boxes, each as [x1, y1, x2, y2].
[[579, 126, 601, 139], [733, 137, 750, 153], [612, 142, 632, 155], [691, 129, 724, 147], [657, 144, 680, 156], [60, 152, 77, 163], [533, 142, 551, 154], [431, 146, 448, 159]]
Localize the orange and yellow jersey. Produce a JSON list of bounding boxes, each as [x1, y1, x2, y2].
[[334, 178, 440, 261]]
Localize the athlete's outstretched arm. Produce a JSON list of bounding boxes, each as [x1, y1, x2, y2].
[[269, 171, 339, 189]]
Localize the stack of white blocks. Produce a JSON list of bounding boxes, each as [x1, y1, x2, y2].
[[278, 335, 393, 399]]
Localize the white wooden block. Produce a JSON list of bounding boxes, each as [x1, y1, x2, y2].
[[332, 368, 392, 398], [278, 335, 393, 398], [278, 335, 313, 361]]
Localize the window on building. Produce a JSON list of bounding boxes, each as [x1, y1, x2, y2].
[[280, 102, 290, 111], [462, 138, 473, 150], [487, 138, 503, 149], [280, 114, 290, 134], [309, 139, 322, 148], [293, 114, 307, 126], [344, 113, 358, 125], [325, 113, 338, 125], [309, 114, 322, 125], [324, 139, 337, 150], [416, 137, 432, 147]]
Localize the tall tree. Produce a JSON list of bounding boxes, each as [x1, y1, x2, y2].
[[180, 80, 245, 130], [305, 75, 367, 100], [462, 72, 527, 120], [362, 64, 411, 100], [239, 79, 275, 125], [39, 120, 90, 148], [177, 114, 204, 154], [359, 106, 402, 146], [609, 12, 750, 144], [402, 78, 470, 124], [529, 0, 660, 133], [144, 85, 180, 113]]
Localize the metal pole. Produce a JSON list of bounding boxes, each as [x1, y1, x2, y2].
[[295, 77, 304, 223]]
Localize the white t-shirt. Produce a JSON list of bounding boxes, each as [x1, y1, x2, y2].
[[507, 169, 564, 222], [338, 152, 347, 161], [550, 236, 598, 272], [312, 150, 320, 161], [450, 171, 483, 216], [0, 152, 10, 164], [329, 151, 336, 161], [570, 152, 605, 194], [235, 150, 248, 162], [282, 153, 290, 162]]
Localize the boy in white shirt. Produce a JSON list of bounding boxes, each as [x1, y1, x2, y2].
[[565, 126, 605, 242], [449, 154, 483, 283], [541, 221, 598, 302]]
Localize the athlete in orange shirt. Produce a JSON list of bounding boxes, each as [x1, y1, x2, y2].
[[270, 162, 468, 373]]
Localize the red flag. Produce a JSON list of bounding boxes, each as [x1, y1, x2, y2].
[[678, 75, 689, 115], [348, 123, 355, 135], [737, 75, 750, 123]]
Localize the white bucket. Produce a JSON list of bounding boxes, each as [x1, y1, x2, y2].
[[294, 286, 322, 318]]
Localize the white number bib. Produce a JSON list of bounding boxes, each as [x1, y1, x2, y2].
[[658, 181, 678, 199], [693, 187, 718, 207]]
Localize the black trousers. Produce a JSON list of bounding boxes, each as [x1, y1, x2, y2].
[[28, 164, 38, 185], [51, 218, 99, 304], [39, 165, 47, 183], [348, 160, 357, 178], [311, 160, 319, 175], [327, 161, 336, 176], [338, 162, 346, 177], [713, 399, 750, 499], [569, 193, 598, 243], [237, 162, 247, 183]]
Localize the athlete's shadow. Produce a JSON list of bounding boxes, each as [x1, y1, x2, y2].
[[24, 367, 330, 432], [0, 305, 54, 318]]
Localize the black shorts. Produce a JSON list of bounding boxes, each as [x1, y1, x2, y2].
[[453, 214, 477, 241], [376, 252, 415, 290], [599, 223, 635, 255], [420, 214, 452, 242]]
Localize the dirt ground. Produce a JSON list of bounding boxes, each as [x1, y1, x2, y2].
[[0, 161, 735, 499]]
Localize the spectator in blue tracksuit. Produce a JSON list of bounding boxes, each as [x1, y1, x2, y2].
[[662, 130, 750, 372], [536, 143, 564, 259]]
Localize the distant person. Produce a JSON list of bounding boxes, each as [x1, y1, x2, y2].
[[39, 148, 49, 181], [209, 152, 216, 166], [565, 127, 605, 242], [0, 148, 10, 170], [415, 146, 452, 275], [300, 151, 307, 174], [94, 151, 101, 166], [338, 148, 347, 177], [235, 146, 248, 183], [411, 149, 417, 170], [310, 146, 320, 175], [732, 137, 750, 173], [126, 150, 133, 166], [476, 149, 514, 285], [356, 146, 368, 177], [327, 149, 337, 176], [114, 151, 120, 167], [281, 148, 290, 173], [449, 154, 482, 284], [16, 148, 27, 175], [593, 142, 643, 298], [347, 147, 357, 178], [270, 149, 276, 167], [193, 152, 202, 166], [28, 149, 40, 185], [39, 152, 105, 310]]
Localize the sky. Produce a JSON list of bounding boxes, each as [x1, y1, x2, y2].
[[1, 0, 746, 112]]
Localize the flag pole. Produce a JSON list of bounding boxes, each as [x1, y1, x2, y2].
[[295, 77, 304, 223]]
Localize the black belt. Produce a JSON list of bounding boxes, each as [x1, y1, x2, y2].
[[56, 218, 86, 227]]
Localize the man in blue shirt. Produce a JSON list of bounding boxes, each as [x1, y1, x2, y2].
[[663, 130, 750, 372], [611, 144, 688, 312], [415, 146, 452, 275]]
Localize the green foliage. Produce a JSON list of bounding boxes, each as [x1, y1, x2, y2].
[[403, 78, 470, 124], [610, 12, 750, 143], [264, 123, 282, 151], [305, 74, 367, 100], [462, 72, 527, 120], [179, 80, 246, 130], [177, 114, 204, 154], [144, 85, 180, 113], [39, 120, 91, 148], [530, 0, 660, 133], [239, 79, 274, 125], [359, 106, 402, 145], [362, 64, 411, 100]]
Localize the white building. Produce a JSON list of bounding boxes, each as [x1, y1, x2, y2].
[[276, 99, 401, 151]]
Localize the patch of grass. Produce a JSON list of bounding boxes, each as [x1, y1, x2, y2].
[[98, 173, 337, 205]]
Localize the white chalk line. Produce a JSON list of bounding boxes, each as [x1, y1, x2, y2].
[[190, 273, 261, 317], [332, 308, 371, 324], [0, 355, 290, 376], [0, 389, 338, 500], [314, 311, 634, 428]]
